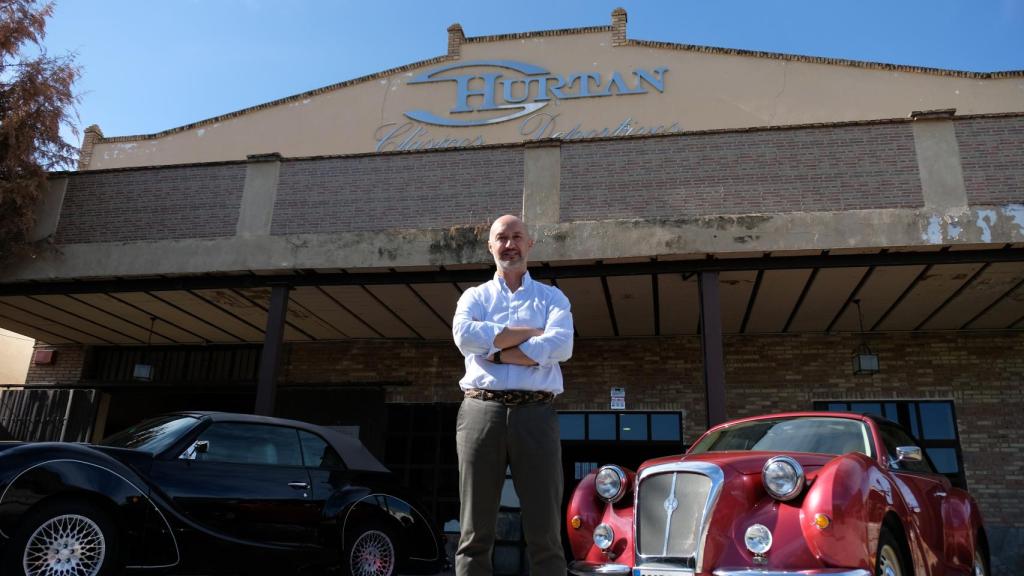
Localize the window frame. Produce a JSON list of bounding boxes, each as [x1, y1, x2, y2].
[[189, 422, 306, 468], [297, 429, 347, 471]]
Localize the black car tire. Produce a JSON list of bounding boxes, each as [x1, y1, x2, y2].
[[875, 525, 910, 576], [345, 525, 399, 576], [4, 498, 120, 576]]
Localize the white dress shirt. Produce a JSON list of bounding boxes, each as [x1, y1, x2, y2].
[[453, 272, 574, 394]]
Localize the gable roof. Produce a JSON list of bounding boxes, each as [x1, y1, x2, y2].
[[95, 19, 1024, 145]]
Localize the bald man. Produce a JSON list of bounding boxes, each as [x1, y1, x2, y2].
[[452, 215, 574, 576]]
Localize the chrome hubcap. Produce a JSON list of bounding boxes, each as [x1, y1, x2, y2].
[[350, 530, 395, 576], [23, 514, 106, 576], [879, 543, 902, 576]]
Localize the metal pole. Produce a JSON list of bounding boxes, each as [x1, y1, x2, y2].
[[255, 285, 290, 416], [698, 272, 727, 428]]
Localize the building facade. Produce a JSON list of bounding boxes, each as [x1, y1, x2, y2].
[[2, 9, 1023, 573]]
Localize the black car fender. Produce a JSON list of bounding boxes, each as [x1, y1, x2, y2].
[[0, 443, 179, 569], [337, 488, 441, 563]]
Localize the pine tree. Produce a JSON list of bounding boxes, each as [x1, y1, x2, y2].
[[0, 0, 79, 264]]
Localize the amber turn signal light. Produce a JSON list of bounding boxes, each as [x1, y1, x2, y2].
[[571, 516, 582, 529], [813, 513, 831, 530]]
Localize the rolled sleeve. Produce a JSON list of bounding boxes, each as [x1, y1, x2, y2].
[[452, 289, 503, 357], [518, 291, 573, 367]]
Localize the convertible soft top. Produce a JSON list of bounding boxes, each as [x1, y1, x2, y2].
[[178, 411, 390, 474]]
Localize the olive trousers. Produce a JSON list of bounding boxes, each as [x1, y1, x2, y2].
[[455, 397, 565, 576]]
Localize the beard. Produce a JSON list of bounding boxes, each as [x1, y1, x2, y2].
[[494, 251, 526, 271]]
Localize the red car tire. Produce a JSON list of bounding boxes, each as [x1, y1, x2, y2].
[[875, 525, 909, 576]]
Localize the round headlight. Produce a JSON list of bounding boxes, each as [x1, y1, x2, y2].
[[762, 456, 805, 501], [593, 523, 614, 550], [595, 465, 628, 503], [744, 524, 772, 554]]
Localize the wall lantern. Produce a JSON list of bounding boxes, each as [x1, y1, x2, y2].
[[133, 317, 156, 382], [851, 299, 879, 375], [31, 349, 57, 365]]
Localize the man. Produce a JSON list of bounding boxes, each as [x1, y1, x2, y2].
[[452, 214, 574, 576]]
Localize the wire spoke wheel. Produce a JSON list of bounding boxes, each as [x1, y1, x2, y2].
[[349, 530, 395, 576], [877, 542, 903, 576], [23, 513, 106, 576]]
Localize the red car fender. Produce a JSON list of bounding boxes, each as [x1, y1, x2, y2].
[[566, 468, 636, 566], [942, 488, 985, 571], [800, 452, 886, 570]]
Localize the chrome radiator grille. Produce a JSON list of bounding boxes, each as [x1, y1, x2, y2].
[[635, 463, 722, 568]]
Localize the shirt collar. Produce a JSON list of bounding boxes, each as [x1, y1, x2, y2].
[[494, 270, 533, 292]]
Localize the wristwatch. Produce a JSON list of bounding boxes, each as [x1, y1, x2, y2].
[[494, 349, 503, 364]]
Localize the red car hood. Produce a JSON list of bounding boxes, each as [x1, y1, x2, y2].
[[641, 451, 838, 476]]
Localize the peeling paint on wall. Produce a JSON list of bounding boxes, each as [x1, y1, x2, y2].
[[976, 209, 997, 243], [948, 220, 963, 240], [926, 215, 943, 244], [1006, 204, 1024, 233]]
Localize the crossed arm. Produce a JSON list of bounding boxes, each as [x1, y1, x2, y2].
[[452, 289, 573, 367], [489, 327, 544, 365]]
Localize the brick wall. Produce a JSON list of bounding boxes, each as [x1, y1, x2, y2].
[[24, 343, 88, 385], [271, 148, 523, 235], [559, 123, 923, 221], [56, 164, 246, 244], [280, 331, 1024, 528], [282, 340, 464, 401], [956, 116, 1024, 206]]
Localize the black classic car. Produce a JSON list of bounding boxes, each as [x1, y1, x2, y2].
[[0, 412, 445, 576]]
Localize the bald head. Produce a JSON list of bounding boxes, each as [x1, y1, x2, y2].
[[488, 215, 533, 274], [489, 215, 528, 240]]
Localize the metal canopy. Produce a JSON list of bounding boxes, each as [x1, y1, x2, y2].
[[1, 248, 1023, 346]]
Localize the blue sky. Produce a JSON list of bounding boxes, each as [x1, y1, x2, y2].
[[43, 0, 1024, 143]]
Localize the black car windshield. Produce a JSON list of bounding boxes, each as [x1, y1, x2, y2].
[[101, 415, 200, 454], [689, 417, 873, 457]]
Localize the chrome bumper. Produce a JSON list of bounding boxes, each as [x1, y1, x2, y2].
[[570, 560, 870, 576], [568, 561, 631, 575], [712, 565, 872, 569]]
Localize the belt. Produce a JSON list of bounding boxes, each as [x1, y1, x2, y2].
[[464, 389, 555, 406]]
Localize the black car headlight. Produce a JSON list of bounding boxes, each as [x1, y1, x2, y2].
[[762, 456, 805, 501], [594, 465, 628, 503]]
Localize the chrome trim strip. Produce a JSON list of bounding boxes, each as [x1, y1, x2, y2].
[[0, 458, 180, 567], [634, 461, 724, 574], [660, 472, 677, 556]]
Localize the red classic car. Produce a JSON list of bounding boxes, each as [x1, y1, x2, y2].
[[566, 411, 988, 576]]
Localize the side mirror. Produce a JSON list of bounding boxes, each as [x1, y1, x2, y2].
[[179, 440, 210, 460], [894, 445, 922, 463]]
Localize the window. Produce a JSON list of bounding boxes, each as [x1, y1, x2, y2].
[[558, 411, 682, 442], [298, 430, 345, 469], [102, 414, 199, 454], [877, 422, 935, 475], [194, 423, 303, 466], [815, 400, 965, 488]]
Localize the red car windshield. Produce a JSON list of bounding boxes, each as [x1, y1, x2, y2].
[[689, 416, 873, 457]]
